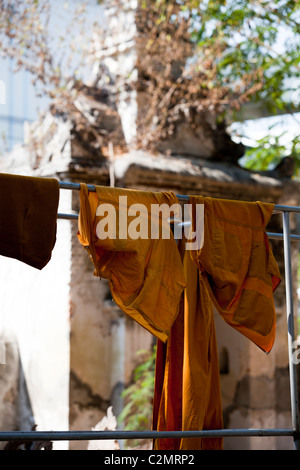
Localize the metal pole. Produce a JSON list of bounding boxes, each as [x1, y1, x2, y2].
[[282, 211, 300, 449], [0, 428, 295, 442]]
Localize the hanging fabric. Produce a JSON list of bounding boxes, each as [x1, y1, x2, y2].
[[152, 196, 281, 450], [189, 196, 281, 353], [153, 235, 224, 450], [77, 185, 281, 451], [0, 173, 59, 270], [77, 183, 186, 342]]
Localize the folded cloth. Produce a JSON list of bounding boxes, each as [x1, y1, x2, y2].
[[0, 173, 60, 270]]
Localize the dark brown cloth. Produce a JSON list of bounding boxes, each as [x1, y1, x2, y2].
[[0, 173, 60, 269]]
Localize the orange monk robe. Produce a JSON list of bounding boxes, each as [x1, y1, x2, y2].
[[153, 236, 223, 450], [189, 196, 281, 354], [77, 187, 281, 451], [153, 197, 281, 450], [77, 184, 186, 343]]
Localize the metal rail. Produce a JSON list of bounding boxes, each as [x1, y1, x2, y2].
[[1, 180, 300, 449], [0, 428, 297, 442], [283, 210, 300, 450], [56, 181, 300, 242]]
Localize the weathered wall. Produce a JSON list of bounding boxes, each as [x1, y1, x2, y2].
[[0, 341, 21, 450], [68, 186, 153, 450]]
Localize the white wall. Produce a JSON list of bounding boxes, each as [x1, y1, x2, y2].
[[0, 189, 72, 450]]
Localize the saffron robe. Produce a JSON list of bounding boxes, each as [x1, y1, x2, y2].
[[0, 173, 59, 269], [77, 186, 281, 450], [189, 196, 281, 354], [153, 235, 224, 450], [77, 184, 186, 342], [152, 196, 281, 450]]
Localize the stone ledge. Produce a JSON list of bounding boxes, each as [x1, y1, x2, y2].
[[112, 149, 285, 200]]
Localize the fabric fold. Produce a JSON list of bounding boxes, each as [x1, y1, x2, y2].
[[153, 236, 223, 450], [152, 196, 281, 450], [188, 196, 281, 354]]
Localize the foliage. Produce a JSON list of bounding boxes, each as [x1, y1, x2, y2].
[[118, 346, 156, 448], [136, 0, 300, 156], [242, 132, 300, 173], [0, 0, 299, 169], [189, 0, 300, 112], [298, 251, 300, 336]]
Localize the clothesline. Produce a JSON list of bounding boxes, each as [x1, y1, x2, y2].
[[58, 179, 300, 449], [57, 181, 300, 242], [0, 175, 299, 449], [63, 180, 300, 450]]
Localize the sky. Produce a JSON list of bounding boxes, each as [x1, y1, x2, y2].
[[230, 112, 300, 155]]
